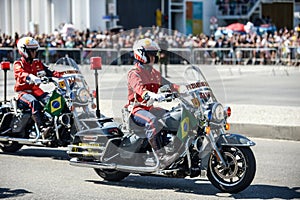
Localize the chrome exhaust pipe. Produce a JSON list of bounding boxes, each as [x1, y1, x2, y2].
[[69, 152, 160, 173], [0, 136, 51, 146]]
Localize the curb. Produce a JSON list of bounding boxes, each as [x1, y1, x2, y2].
[[230, 123, 300, 141]]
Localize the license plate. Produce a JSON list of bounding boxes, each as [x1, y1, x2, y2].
[[78, 143, 100, 147]]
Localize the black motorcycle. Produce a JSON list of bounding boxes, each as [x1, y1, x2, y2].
[[67, 65, 256, 193], [0, 57, 102, 152]]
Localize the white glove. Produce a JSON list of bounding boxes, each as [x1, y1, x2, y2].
[[28, 74, 41, 85], [147, 91, 165, 102]]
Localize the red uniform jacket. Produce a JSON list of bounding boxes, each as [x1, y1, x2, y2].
[[127, 63, 162, 113], [14, 57, 61, 97]]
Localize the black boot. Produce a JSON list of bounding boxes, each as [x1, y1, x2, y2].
[[155, 148, 179, 169], [149, 136, 178, 168], [32, 112, 50, 138]]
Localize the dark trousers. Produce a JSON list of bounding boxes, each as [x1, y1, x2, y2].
[[131, 107, 167, 151]]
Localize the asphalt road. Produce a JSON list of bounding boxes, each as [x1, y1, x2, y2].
[[94, 64, 300, 107], [1, 64, 300, 107], [0, 64, 300, 199], [1, 137, 299, 200]]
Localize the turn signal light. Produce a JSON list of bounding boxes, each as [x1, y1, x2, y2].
[[225, 123, 230, 130], [92, 90, 97, 98], [91, 103, 97, 109], [226, 106, 231, 117], [205, 126, 211, 134]]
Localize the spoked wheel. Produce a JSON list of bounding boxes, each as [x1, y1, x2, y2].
[[0, 142, 23, 153], [207, 146, 256, 193], [94, 169, 129, 182]]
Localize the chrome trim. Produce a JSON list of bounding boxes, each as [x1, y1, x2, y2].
[[206, 133, 227, 167], [69, 150, 160, 173], [0, 136, 51, 146], [68, 144, 105, 150]]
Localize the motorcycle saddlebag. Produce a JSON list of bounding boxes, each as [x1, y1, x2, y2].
[[0, 112, 14, 133], [11, 112, 31, 133]]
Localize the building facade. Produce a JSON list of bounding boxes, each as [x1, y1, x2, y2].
[[0, 0, 298, 36]]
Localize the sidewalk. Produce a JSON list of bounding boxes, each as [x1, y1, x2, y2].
[[228, 104, 300, 141]]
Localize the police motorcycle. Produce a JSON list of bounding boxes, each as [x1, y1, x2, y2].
[[67, 65, 256, 193], [0, 56, 102, 153]]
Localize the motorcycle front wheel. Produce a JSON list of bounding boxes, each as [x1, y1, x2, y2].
[[94, 169, 129, 182], [207, 146, 256, 193], [0, 142, 23, 153]]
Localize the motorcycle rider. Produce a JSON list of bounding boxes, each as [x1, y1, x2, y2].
[[14, 36, 61, 137], [126, 38, 178, 168]]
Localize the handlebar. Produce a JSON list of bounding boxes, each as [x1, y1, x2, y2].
[[161, 92, 179, 102]]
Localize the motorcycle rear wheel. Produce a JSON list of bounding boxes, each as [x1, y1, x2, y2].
[[0, 142, 23, 153], [207, 146, 256, 193], [94, 169, 129, 182]]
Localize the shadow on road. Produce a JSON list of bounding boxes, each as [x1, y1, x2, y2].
[[0, 147, 69, 161], [233, 185, 300, 199], [0, 188, 31, 199], [87, 175, 300, 199]]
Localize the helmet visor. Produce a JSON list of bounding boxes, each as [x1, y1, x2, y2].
[[146, 51, 158, 57], [27, 48, 38, 53]]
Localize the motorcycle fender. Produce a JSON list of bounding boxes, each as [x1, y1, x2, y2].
[[218, 133, 256, 147]]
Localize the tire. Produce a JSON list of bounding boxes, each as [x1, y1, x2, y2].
[[94, 169, 129, 182], [0, 142, 23, 153], [207, 146, 256, 193]]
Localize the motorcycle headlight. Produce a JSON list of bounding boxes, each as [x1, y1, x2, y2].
[[211, 103, 224, 122], [77, 88, 90, 103]]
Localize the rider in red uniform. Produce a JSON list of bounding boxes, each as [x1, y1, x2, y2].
[[14, 36, 61, 136], [127, 38, 178, 168]]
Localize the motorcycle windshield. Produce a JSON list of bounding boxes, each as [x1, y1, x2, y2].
[[50, 57, 92, 107], [178, 65, 218, 111], [50, 56, 81, 74]]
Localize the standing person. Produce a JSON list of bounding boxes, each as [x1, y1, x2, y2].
[[126, 38, 178, 168], [158, 36, 169, 77], [14, 37, 61, 136]]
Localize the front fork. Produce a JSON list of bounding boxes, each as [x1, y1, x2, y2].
[[206, 130, 228, 167]]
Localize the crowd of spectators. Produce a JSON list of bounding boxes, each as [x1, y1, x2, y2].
[[1, 24, 300, 65]]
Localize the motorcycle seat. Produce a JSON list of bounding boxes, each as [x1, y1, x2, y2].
[[121, 107, 145, 136]]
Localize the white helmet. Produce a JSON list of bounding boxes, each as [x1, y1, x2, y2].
[[133, 38, 160, 64], [17, 37, 40, 59]]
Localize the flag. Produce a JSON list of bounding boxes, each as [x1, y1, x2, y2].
[[177, 106, 198, 142], [44, 90, 66, 116]]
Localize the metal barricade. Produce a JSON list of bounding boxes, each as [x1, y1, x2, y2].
[[119, 48, 134, 65], [193, 48, 233, 65], [168, 48, 192, 64], [82, 48, 118, 65], [1, 46, 299, 66], [38, 47, 81, 64], [280, 46, 300, 66], [235, 47, 279, 65], [0, 47, 16, 62]]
